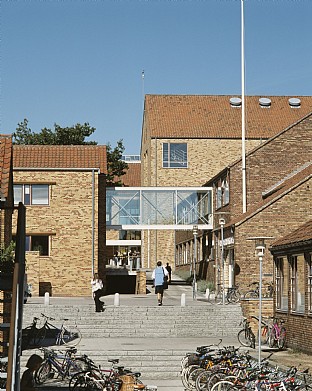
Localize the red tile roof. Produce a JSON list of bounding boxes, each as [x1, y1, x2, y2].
[[0, 135, 13, 199], [13, 145, 107, 174], [121, 163, 141, 187], [270, 220, 312, 248], [144, 95, 312, 139]]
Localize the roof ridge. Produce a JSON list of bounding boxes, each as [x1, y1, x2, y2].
[[262, 161, 312, 198]]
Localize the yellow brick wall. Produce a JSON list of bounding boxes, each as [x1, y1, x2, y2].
[[12, 170, 100, 296], [140, 137, 261, 268], [141, 138, 260, 187]]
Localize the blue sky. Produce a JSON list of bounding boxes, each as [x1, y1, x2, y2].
[[1, 0, 312, 154]]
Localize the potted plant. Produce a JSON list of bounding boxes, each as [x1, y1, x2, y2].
[[0, 241, 15, 290]]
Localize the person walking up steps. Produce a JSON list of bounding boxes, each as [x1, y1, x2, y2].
[[152, 261, 169, 306]]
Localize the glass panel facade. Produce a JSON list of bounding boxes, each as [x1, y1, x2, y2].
[[106, 187, 213, 228]]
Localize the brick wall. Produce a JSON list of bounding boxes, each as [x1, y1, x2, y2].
[[142, 138, 260, 187], [12, 170, 103, 296], [229, 115, 312, 218], [234, 178, 312, 293]]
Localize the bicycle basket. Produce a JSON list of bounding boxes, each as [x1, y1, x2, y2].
[[119, 375, 135, 391]]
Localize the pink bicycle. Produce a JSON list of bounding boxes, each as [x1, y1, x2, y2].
[[268, 317, 286, 349]]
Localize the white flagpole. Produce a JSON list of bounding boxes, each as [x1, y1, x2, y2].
[[241, 0, 247, 214]]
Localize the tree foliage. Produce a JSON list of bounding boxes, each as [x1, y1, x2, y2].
[[13, 119, 128, 186], [106, 140, 128, 186], [13, 118, 97, 145]]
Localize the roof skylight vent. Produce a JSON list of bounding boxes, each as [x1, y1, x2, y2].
[[289, 98, 301, 108], [259, 97, 271, 108], [230, 97, 242, 107]]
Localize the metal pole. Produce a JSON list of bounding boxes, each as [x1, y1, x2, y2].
[[193, 230, 197, 300], [221, 222, 225, 305], [258, 253, 263, 368]]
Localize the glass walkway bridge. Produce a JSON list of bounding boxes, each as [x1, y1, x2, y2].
[[106, 187, 213, 230]]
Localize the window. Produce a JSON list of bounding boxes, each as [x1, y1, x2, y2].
[[119, 230, 141, 240], [27, 235, 49, 256], [14, 184, 49, 206], [163, 143, 187, 168], [215, 176, 230, 209], [290, 255, 305, 313], [13, 235, 50, 256], [275, 257, 289, 311]]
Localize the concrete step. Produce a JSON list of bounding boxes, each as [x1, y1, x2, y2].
[[21, 301, 243, 381]]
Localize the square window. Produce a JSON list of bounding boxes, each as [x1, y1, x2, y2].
[[32, 185, 49, 205], [163, 143, 187, 168]]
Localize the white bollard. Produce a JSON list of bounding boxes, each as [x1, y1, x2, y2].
[[114, 293, 120, 306], [181, 293, 186, 307], [44, 292, 50, 305], [205, 288, 210, 299]]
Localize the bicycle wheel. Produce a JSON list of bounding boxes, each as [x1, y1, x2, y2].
[[243, 291, 258, 299], [34, 327, 46, 347], [207, 371, 228, 391], [195, 369, 213, 391], [181, 364, 199, 390], [211, 380, 234, 391], [35, 361, 52, 385], [277, 327, 286, 349], [268, 328, 277, 348], [237, 329, 252, 347], [188, 368, 206, 390], [209, 290, 222, 305], [62, 326, 82, 347], [68, 358, 91, 377], [72, 372, 101, 391], [228, 290, 241, 304]]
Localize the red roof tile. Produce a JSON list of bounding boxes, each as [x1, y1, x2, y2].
[[0, 135, 13, 199], [121, 163, 141, 187], [13, 145, 107, 174], [144, 95, 312, 139], [271, 220, 312, 248]]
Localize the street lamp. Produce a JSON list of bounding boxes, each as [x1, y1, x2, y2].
[[219, 218, 225, 305], [247, 236, 273, 368], [192, 225, 198, 300]]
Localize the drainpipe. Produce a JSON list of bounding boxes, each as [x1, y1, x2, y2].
[[92, 169, 95, 276]]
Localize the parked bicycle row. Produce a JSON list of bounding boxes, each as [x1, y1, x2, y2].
[[180, 340, 312, 391], [22, 313, 81, 349], [237, 316, 286, 350], [208, 281, 273, 305], [26, 346, 157, 390]]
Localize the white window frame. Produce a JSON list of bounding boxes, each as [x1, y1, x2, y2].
[[14, 184, 49, 206], [162, 143, 188, 168]]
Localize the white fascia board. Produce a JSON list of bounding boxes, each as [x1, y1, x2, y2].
[[106, 240, 141, 246], [108, 225, 213, 230]]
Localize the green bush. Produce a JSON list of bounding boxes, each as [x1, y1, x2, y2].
[[197, 280, 215, 293]]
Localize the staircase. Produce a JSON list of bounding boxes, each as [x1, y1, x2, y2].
[[22, 301, 243, 380]]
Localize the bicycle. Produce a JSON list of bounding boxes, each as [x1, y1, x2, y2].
[[243, 281, 274, 299], [208, 285, 241, 305], [243, 282, 259, 299], [237, 318, 256, 349], [35, 347, 91, 384], [22, 316, 42, 349], [268, 318, 286, 349], [35, 313, 82, 347]]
